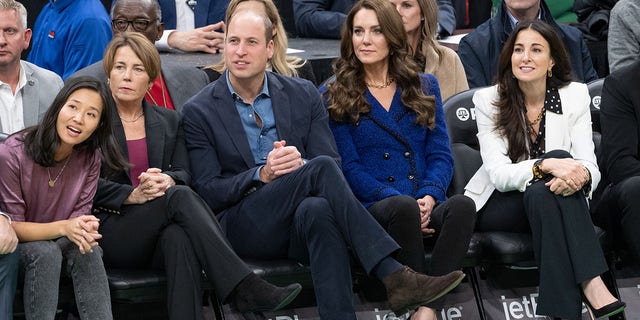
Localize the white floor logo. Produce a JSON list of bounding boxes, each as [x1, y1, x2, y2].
[[501, 294, 545, 319]]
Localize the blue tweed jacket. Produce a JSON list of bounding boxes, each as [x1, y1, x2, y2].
[[328, 74, 453, 208]]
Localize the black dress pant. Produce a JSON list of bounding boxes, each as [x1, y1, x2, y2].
[[368, 194, 476, 309], [96, 185, 251, 320], [367, 194, 476, 275], [219, 156, 400, 320], [476, 150, 608, 320]]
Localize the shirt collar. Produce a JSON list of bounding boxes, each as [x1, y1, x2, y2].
[[544, 87, 563, 115], [506, 8, 542, 29], [225, 70, 270, 103], [0, 64, 27, 93]]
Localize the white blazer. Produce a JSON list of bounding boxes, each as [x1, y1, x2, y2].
[[464, 82, 600, 211]]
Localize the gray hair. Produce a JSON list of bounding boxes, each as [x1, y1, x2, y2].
[[0, 0, 27, 30]]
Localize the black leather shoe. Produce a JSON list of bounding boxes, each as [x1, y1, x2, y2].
[[583, 296, 626, 320], [232, 273, 302, 312], [382, 266, 465, 315]]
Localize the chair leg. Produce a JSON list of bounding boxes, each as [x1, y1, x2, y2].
[[205, 289, 226, 320], [464, 266, 486, 320]]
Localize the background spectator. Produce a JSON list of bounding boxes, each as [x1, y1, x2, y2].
[[596, 61, 640, 263], [390, 0, 467, 100], [27, 0, 111, 79], [294, 0, 456, 39], [607, 0, 640, 72], [154, 0, 228, 53], [69, 0, 209, 112], [458, 0, 598, 88], [0, 0, 63, 134]]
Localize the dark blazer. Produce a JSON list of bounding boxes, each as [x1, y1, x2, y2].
[[599, 61, 640, 184], [457, 0, 598, 88], [158, 0, 228, 28], [93, 101, 190, 212], [68, 59, 209, 112], [181, 72, 340, 212], [293, 0, 456, 39]]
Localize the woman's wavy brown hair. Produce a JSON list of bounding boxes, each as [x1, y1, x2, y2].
[[494, 20, 573, 162], [326, 0, 436, 128]]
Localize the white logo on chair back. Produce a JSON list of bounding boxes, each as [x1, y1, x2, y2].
[[592, 95, 601, 109], [456, 107, 471, 121]]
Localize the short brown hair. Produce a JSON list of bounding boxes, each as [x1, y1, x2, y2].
[[102, 31, 161, 82]]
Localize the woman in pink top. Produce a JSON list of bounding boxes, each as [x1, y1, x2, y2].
[[0, 76, 128, 320]]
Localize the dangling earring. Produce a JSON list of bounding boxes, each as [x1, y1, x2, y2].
[[547, 68, 553, 78]]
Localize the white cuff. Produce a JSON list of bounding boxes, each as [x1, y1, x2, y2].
[[156, 30, 176, 52]]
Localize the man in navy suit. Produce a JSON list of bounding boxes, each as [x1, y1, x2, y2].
[[182, 7, 465, 320]]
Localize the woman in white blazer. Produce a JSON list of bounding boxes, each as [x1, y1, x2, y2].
[[464, 20, 624, 320]]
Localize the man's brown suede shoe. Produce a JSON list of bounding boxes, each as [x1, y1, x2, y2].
[[382, 266, 465, 315]]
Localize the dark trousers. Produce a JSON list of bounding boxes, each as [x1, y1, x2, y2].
[[476, 150, 608, 320], [219, 156, 400, 320], [368, 194, 476, 309], [0, 251, 18, 319], [595, 175, 640, 262], [96, 185, 251, 320], [367, 194, 476, 275]]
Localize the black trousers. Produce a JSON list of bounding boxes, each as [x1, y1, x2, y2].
[[368, 194, 476, 309], [219, 156, 400, 320], [367, 194, 476, 275], [96, 185, 251, 320], [476, 150, 608, 320], [595, 175, 640, 262]]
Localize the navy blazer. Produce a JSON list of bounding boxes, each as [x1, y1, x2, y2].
[[158, 0, 228, 28], [293, 0, 456, 39], [182, 72, 340, 213], [458, 0, 598, 88], [93, 101, 190, 212]]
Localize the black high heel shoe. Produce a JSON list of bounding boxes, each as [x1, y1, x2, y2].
[[582, 293, 626, 320]]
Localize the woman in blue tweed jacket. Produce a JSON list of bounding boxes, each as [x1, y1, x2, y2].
[[322, 0, 475, 318]]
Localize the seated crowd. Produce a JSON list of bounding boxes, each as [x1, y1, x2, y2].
[[0, 0, 638, 319]]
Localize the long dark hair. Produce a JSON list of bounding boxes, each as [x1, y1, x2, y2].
[[326, 0, 436, 128], [21, 76, 128, 171], [494, 20, 573, 162]]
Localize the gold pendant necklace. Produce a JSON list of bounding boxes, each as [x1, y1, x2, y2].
[[47, 153, 72, 187]]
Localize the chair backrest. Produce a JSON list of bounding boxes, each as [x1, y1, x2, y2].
[[443, 87, 484, 196], [588, 78, 604, 133], [443, 87, 484, 150]]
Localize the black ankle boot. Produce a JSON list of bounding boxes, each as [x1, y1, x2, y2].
[[231, 273, 302, 312]]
